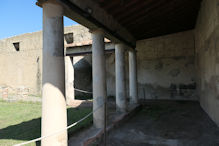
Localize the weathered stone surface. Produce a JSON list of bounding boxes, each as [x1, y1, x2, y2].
[[0, 26, 196, 101], [101, 30, 196, 101], [0, 25, 91, 98], [135, 30, 196, 100], [195, 0, 219, 126]]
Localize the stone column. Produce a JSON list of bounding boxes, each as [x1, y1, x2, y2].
[[91, 29, 107, 128], [129, 50, 138, 104], [65, 56, 75, 105], [115, 44, 127, 112], [41, 2, 67, 146]]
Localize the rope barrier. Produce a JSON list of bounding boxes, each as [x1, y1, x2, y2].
[[14, 101, 104, 146], [74, 88, 93, 94]]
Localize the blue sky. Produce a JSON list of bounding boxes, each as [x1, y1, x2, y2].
[[0, 0, 77, 39]]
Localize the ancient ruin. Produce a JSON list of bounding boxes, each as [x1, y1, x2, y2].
[[1, 0, 219, 145]]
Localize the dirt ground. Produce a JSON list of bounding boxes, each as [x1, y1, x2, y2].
[[100, 101, 219, 146]]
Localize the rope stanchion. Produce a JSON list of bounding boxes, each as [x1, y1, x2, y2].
[[14, 100, 104, 146]]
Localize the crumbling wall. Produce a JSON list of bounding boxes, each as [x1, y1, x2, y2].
[[195, 0, 219, 126], [0, 24, 196, 102], [64, 25, 91, 46], [0, 31, 43, 99], [136, 30, 196, 100], [0, 25, 90, 99], [97, 30, 196, 100]]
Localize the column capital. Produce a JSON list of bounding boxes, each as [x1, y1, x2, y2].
[[42, 1, 64, 18], [89, 28, 104, 35], [115, 43, 127, 49], [37, 0, 64, 17], [129, 49, 137, 53], [115, 43, 135, 52], [37, 0, 59, 7]]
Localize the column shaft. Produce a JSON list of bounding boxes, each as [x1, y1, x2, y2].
[[41, 2, 67, 145], [129, 50, 138, 104], [115, 44, 127, 112], [92, 30, 106, 128], [65, 56, 75, 104]]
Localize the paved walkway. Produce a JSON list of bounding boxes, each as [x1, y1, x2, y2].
[[99, 101, 219, 146]]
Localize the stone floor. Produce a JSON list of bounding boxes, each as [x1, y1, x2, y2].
[[98, 101, 219, 146], [68, 99, 135, 146]]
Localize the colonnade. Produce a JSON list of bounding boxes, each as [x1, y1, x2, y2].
[[41, 1, 138, 145]]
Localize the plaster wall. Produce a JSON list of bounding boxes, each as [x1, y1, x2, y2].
[[104, 30, 196, 100], [0, 31, 42, 97], [136, 30, 196, 100], [195, 0, 219, 126], [0, 25, 196, 101], [0, 25, 90, 98]]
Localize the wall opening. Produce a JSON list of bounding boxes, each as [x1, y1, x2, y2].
[[13, 42, 20, 51], [64, 33, 74, 44]]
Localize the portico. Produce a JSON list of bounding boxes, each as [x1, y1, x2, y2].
[[37, 0, 138, 145], [35, 0, 216, 145]]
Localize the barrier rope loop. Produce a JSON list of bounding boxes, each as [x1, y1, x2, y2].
[[74, 88, 93, 94], [14, 88, 104, 146]]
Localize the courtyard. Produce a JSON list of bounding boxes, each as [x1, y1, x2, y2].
[[1, 0, 219, 145], [0, 100, 92, 146]]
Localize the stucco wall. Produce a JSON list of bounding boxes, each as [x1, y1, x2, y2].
[[96, 30, 196, 100], [0, 31, 43, 98], [0, 25, 90, 98], [195, 0, 219, 126], [0, 24, 196, 101], [136, 30, 196, 100]]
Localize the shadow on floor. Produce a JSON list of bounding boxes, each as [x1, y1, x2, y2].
[[98, 101, 219, 146]]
